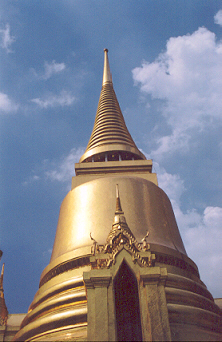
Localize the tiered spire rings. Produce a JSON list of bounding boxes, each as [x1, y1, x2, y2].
[[79, 49, 145, 163]]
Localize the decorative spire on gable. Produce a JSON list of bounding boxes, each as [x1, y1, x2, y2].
[[115, 184, 123, 214], [79, 49, 146, 163], [109, 184, 136, 243], [89, 185, 155, 269]]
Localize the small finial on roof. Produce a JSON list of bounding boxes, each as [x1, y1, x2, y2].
[[102, 48, 112, 85], [115, 184, 123, 214]]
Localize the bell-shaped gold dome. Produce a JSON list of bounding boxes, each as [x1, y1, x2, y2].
[[49, 176, 187, 263]]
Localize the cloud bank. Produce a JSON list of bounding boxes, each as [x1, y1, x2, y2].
[[157, 163, 222, 297], [133, 26, 222, 160], [134, 21, 222, 295]]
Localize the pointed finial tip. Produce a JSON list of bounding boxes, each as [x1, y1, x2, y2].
[[116, 184, 119, 198], [102, 48, 112, 85]]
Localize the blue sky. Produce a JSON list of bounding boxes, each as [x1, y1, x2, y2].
[[0, 1, 222, 313]]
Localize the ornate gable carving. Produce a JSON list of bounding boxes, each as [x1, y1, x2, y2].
[[89, 185, 155, 269]]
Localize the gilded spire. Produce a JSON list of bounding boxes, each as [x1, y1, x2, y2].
[[79, 49, 146, 163]]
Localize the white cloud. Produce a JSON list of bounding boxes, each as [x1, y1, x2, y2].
[[155, 162, 185, 204], [214, 9, 222, 26], [0, 92, 18, 113], [32, 60, 66, 80], [31, 90, 75, 108], [23, 148, 85, 186], [133, 27, 222, 160], [153, 129, 190, 159], [22, 175, 40, 186], [42, 60, 66, 80], [156, 163, 222, 297], [0, 23, 15, 53], [45, 148, 84, 182], [180, 206, 222, 297], [42, 248, 52, 259]]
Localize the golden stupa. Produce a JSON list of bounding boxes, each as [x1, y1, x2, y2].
[[14, 49, 221, 341]]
